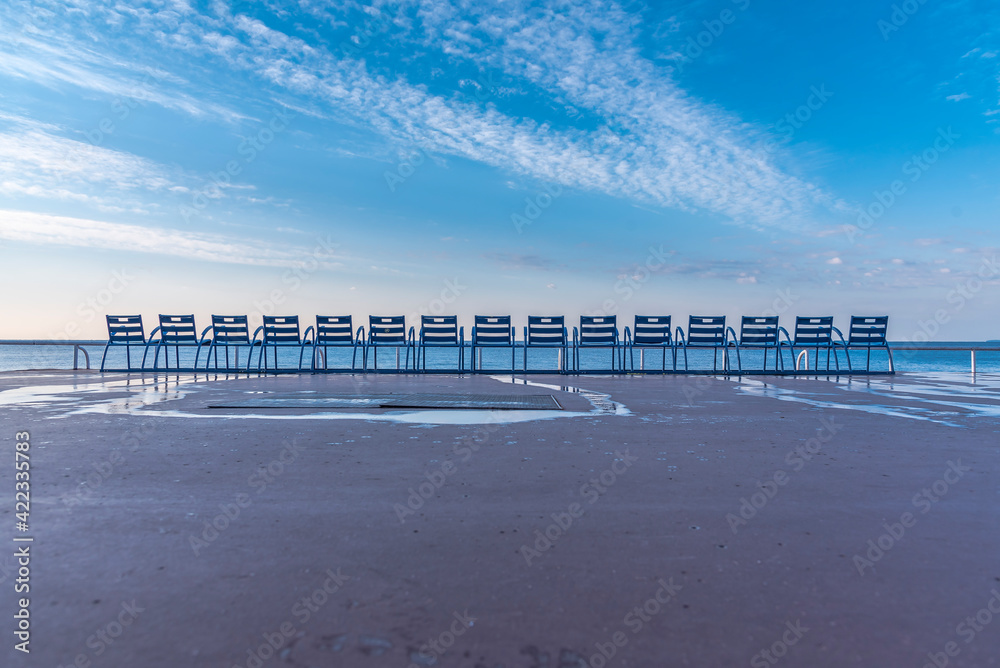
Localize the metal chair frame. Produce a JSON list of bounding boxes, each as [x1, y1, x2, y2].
[[523, 316, 568, 373], [251, 315, 313, 371], [678, 315, 736, 373], [146, 314, 209, 371], [364, 316, 415, 371], [573, 315, 621, 372], [780, 316, 849, 373], [845, 315, 893, 373], [732, 316, 784, 373], [311, 316, 363, 371], [624, 315, 676, 372], [418, 315, 464, 373], [470, 316, 516, 373], [100, 315, 147, 371], [205, 315, 252, 371]]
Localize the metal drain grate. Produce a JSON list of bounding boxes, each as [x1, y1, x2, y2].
[[208, 393, 562, 410]]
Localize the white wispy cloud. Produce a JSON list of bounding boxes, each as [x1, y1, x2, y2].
[[12, 0, 845, 230], [0, 209, 349, 268]]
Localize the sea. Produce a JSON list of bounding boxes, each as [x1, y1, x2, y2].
[[0, 342, 996, 374]]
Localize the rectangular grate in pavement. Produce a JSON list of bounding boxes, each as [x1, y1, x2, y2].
[[208, 393, 562, 410]]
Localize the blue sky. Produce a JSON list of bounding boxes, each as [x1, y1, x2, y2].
[[1, 0, 998, 340]]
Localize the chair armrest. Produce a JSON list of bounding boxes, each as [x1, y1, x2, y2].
[[198, 325, 214, 346], [146, 326, 162, 344], [459, 327, 465, 346], [623, 326, 632, 345], [302, 325, 315, 345], [355, 326, 366, 345], [726, 326, 739, 347], [832, 326, 848, 347], [249, 326, 264, 347], [572, 326, 579, 346], [675, 326, 687, 346], [407, 326, 416, 344]]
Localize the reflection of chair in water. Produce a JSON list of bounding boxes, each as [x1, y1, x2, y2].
[[573, 315, 621, 372], [523, 316, 568, 373], [418, 315, 464, 373], [470, 316, 515, 373], [624, 315, 675, 372]]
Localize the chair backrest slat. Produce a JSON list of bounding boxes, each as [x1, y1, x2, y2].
[[369, 316, 407, 344], [579, 315, 617, 344], [473, 316, 512, 345], [421, 315, 458, 344], [740, 316, 778, 346], [848, 315, 888, 345], [687, 316, 726, 345], [794, 316, 834, 345], [158, 314, 197, 343], [527, 316, 566, 345], [106, 315, 145, 342], [262, 315, 301, 343], [633, 315, 671, 345], [211, 315, 250, 344], [315, 315, 354, 344]]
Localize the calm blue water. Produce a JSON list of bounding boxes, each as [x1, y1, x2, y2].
[[0, 342, 996, 374]]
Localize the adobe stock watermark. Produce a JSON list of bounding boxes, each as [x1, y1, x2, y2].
[[385, 147, 428, 192], [50, 269, 134, 341], [853, 459, 970, 575], [180, 108, 293, 223], [673, 0, 751, 73], [407, 277, 467, 323], [511, 182, 563, 233], [56, 600, 145, 668], [726, 416, 842, 533], [394, 411, 506, 523], [762, 86, 833, 154], [844, 127, 959, 244], [894, 254, 1000, 356], [231, 568, 349, 668], [877, 0, 929, 41], [408, 610, 476, 668], [586, 578, 682, 667], [921, 589, 1000, 668], [189, 439, 304, 555], [750, 620, 809, 667], [520, 450, 638, 566], [249, 235, 340, 321]]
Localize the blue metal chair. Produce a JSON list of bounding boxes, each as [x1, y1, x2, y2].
[[312, 316, 363, 371], [364, 316, 414, 371], [678, 316, 735, 372], [624, 315, 675, 372], [845, 316, 892, 373], [251, 315, 313, 371], [418, 315, 464, 372], [470, 315, 515, 373], [146, 315, 209, 370], [732, 316, 783, 373], [205, 315, 252, 371], [781, 316, 848, 372], [100, 315, 147, 371], [523, 316, 568, 373], [573, 315, 620, 372]]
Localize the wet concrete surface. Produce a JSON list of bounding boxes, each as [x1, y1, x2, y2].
[[1, 371, 998, 667]]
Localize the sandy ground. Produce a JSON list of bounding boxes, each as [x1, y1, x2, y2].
[[0, 370, 998, 668]]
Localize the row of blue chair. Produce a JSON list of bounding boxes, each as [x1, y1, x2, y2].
[[100, 314, 893, 374]]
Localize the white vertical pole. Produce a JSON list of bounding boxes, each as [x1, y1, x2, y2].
[[640, 349, 644, 370], [971, 350, 976, 374]]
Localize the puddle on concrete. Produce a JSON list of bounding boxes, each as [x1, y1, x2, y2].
[[0, 374, 630, 425], [735, 372, 1000, 426]]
